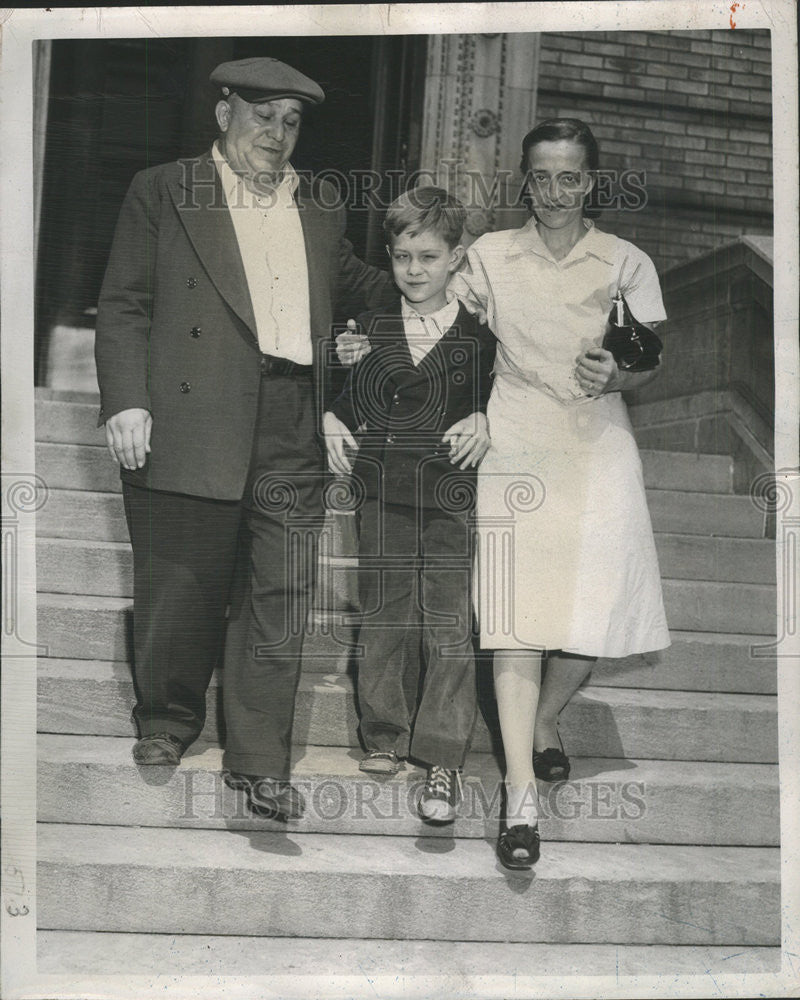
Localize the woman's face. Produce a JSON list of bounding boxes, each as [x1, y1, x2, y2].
[[525, 138, 594, 231]]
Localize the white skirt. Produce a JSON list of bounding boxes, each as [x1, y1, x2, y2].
[[476, 372, 670, 657]]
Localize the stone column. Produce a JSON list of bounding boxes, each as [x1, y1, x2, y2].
[[419, 33, 540, 241]]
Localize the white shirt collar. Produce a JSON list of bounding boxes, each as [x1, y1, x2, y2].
[[212, 140, 299, 206], [401, 293, 459, 331], [507, 216, 617, 266]]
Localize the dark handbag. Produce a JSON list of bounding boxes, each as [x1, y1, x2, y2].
[[602, 290, 663, 372]]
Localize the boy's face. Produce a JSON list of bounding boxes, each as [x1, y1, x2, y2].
[[387, 229, 464, 313]]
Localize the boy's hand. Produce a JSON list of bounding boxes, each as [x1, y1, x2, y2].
[[323, 411, 359, 475], [442, 412, 491, 469], [105, 407, 152, 470], [335, 319, 371, 366]]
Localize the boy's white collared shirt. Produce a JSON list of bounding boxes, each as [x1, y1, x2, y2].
[[212, 141, 312, 364], [401, 294, 460, 367]]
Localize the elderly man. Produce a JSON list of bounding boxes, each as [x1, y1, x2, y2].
[[95, 58, 389, 819]]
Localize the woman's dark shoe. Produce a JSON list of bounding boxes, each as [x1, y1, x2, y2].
[[533, 733, 570, 782], [132, 733, 187, 765], [497, 824, 541, 870]]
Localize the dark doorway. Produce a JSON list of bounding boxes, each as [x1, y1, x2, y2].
[[34, 35, 426, 385]]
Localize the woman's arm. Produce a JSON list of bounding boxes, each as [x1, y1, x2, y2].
[[576, 321, 663, 397], [448, 245, 497, 329]]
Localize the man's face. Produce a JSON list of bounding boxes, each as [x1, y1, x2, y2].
[[216, 95, 302, 189]]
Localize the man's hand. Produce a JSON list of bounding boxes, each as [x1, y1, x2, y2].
[[442, 412, 491, 469], [575, 347, 620, 395], [335, 319, 371, 367], [105, 408, 152, 470], [323, 411, 359, 475]]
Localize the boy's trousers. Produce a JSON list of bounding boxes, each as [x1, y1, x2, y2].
[[356, 498, 478, 769]]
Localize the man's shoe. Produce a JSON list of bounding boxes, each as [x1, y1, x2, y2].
[[417, 765, 463, 824], [359, 750, 403, 775], [132, 733, 186, 765], [223, 771, 305, 820]]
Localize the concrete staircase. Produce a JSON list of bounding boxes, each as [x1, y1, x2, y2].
[[35, 389, 780, 976]]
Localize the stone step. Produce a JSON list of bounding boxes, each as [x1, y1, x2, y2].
[[38, 594, 132, 663], [655, 533, 774, 584], [37, 489, 128, 543], [37, 571, 776, 668], [37, 823, 780, 944], [317, 573, 776, 635], [36, 929, 782, 977], [34, 594, 353, 668], [593, 630, 777, 695], [38, 659, 778, 763], [37, 443, 122, 494], [37, 388, 730, 496], [37, 532, 775, 602], [661, 579, 775, 634], [35, 440, 739, 501], [38, 734, 779, 846], [37, 589, 778, 694], [638, 449, 733, 493], [331, 530, 776, 582], [36, 484, 767, 548], [35, 396, 106, 446], [38, 538, 132, 598], [304, 622, 779, 694], [645, 488, 765, 538]]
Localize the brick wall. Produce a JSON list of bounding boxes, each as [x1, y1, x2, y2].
[[534, 29, 772, 272]]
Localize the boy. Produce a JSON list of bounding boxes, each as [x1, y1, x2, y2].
[[323, 187, 496, 823]]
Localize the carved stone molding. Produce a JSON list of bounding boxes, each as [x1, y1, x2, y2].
[[420, 33, 540, 238], [468, 109, 501, 138], [465, 208, 496, 237]]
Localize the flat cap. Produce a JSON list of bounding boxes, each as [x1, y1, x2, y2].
[[210, 57, 324, 105]]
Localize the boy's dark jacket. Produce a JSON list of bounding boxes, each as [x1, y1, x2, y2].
[[328, 298, 496, 509]]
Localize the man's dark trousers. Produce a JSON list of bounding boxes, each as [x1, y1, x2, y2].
[[124, 369, 324, 778], [357, 498, 477, 769]]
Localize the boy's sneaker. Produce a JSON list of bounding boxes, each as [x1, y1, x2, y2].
[[417, 765, 463, 824], [359, 749, 403, 775]]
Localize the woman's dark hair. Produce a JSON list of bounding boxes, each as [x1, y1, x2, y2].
[[519, 117, 601, 218]]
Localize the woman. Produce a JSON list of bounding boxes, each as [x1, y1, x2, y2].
[[453, 118, 670, 869]]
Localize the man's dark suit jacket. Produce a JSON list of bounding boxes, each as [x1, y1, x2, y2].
[[95, 151, 390, 501], [328, 299, 496, 511]]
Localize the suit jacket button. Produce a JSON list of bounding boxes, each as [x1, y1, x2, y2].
[[186, 277, 197, 289], [190, 326, 201, 338], [180, 381, 191, 393]]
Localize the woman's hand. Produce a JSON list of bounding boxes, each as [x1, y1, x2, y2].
[[323, 411, 359, 475], [574, 347, 620, 395], [442, 412, 491, 469], [335, 319, 371, 367], [576, 345, 662, 395]]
